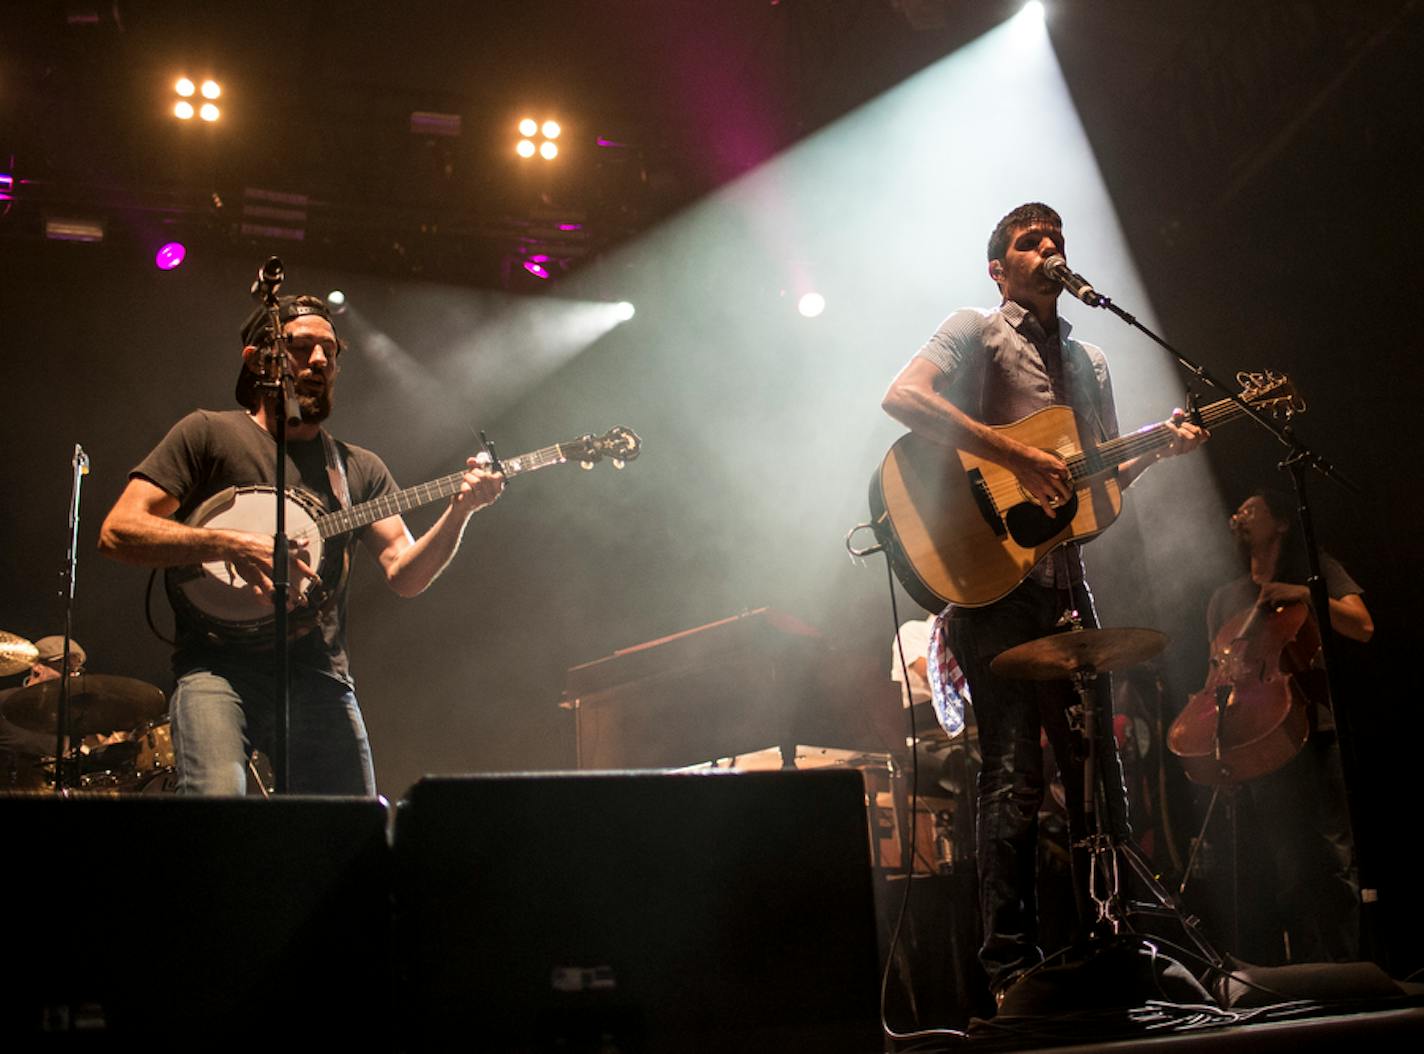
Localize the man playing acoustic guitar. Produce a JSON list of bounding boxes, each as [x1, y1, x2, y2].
[[882, 203, 1207, 1005], [99, 295, 504, 796]]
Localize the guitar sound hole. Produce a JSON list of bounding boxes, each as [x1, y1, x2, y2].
[[1004, 492, 1077, 548]]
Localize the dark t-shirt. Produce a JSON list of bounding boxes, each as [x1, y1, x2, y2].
[[132, 409, 398, 683], [1206, 554, 1362, 642]]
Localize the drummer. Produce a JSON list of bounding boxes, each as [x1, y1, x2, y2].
[[0, 636, 87, 769]]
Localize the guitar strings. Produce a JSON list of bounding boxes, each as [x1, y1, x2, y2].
[[976, 397, 1251, 510]]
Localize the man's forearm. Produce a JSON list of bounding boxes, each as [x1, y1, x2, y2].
[[386, 506, 473, 598], [99, 511, 234, 568]]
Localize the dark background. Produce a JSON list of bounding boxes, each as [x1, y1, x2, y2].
[[3, 1, 1421, 975]]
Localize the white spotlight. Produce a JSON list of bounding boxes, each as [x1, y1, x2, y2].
[[613, 301, 636, 321], [797, 292, 826, 318], [327, 289, 348, 314], [1022, 1, 1045, 20]]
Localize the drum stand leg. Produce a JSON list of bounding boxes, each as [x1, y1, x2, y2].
[[248, 752, 272, 799], [1072, 667, 1226, 973]]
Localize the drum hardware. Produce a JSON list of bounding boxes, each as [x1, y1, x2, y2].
[[990, 624, 1223, 968], [37, 718, 177, 794], [0, 631, 40, 677]]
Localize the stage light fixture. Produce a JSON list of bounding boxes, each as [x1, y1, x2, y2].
[[154, 242, 186, 270], [45, 216, 105, 243], [523, 259, 551, 279], [1023, 1, 1045, 19], [0, 173, 13, 201], [327, 289, 348, 314], [613, 301, 636, 321], [174, 76, 221, 121], [798, 292, 826, 318], [515, 116, 563, 160]]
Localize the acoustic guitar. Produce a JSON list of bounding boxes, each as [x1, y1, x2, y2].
[[166, 426, 641, 645], [868, 372, 1300, 611]]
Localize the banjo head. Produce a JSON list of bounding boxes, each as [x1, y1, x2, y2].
[[168, 485, 338, 642]]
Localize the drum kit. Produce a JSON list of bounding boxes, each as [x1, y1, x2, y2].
[[1, 629, 173, 795]]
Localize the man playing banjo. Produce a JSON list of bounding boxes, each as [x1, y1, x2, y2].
[[99, 295, 504, 795]]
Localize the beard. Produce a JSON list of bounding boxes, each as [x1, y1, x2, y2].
[[297, 381, 334, 423]]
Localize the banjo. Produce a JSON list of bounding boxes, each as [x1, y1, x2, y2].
[[166, 426, 641, 645]]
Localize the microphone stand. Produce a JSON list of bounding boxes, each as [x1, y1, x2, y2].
[[1077, 282, 1376, 959], [251, 259, 300, 795], [52, 444, 90, 792]]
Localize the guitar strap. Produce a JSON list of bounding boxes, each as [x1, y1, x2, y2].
[[320, 429, 353, 511]]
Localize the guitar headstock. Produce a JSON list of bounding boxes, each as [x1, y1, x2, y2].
[[1237, 370, 1306, 418], [561, 426, 642, 470]]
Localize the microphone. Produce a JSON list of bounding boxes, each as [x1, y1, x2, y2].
[[250, 256, 284, 303], [1042, 254, 1102, 307]]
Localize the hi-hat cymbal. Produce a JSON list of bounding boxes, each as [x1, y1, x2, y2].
[[989, 627, 1167, 681], [0, 631, 39, 677], [1, 675, 166, 735]]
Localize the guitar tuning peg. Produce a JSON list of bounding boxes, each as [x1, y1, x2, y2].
[[580, 460, 594, 471], [612, 459, 625, 470]]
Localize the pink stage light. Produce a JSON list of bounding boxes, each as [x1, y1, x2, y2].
[[155, 242, 187, 270]]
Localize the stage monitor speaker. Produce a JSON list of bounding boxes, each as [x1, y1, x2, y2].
[[2, 796, 391, 1047], [394, 768, 883, 1053]]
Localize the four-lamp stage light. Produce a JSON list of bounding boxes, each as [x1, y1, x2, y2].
[[516, 117, 561, 160], [174, 77, 221, 122]]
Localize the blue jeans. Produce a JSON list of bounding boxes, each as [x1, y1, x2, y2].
[[170, 664, 376, 796], [946, 578, 1129, 991]]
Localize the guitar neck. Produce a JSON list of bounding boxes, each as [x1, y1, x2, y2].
[[315, 442, 572, 540], [1075, 396, 1247, 478]]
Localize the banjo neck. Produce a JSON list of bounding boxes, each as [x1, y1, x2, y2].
[[310, 440, 589, 542]]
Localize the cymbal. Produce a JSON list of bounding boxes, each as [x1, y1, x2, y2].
[[1, 675, 166, 735], [0, 631, 39, 677], [990, 627, 1168, 681]]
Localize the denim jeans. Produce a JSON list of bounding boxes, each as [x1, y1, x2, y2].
[[170, 664, 376, 796], [947, 578, 1129, 991]]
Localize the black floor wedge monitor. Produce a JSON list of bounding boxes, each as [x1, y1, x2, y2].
[[394, 768, 883, 1053]]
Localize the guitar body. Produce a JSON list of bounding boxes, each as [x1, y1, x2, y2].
[[165, 485, 348, 646], [871, 405, 1123, 610]]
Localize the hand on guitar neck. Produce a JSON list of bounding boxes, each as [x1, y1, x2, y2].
[[447, 454, 505, 519]]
